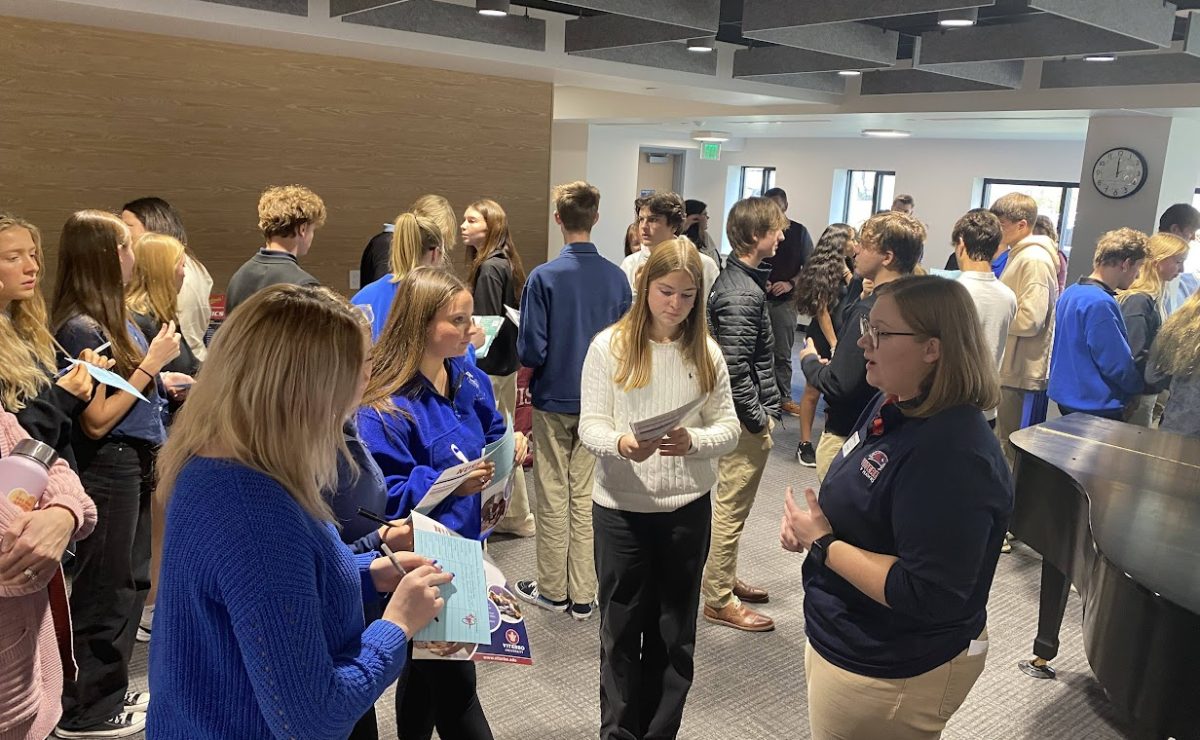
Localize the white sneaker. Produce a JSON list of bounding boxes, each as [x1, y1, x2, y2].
[[123, 691, 150, 713], [136, 605, 154, 643]]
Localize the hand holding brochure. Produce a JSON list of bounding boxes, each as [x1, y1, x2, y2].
[[479, 422, 516, 539], [409, 512, 490, 645], [472, 316, 504, 359], [629, 397, 704, 443], [62, 360, 149, 403], [410, 511, 534, 665]]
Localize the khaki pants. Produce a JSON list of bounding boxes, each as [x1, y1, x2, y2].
[[489, 372, 533, 529], [805, 628, 988, 740], [814, 431, 847, 483], [701, 422, 773, 610], [532, 409, 597, 603], [995, 386, 1025, 469]]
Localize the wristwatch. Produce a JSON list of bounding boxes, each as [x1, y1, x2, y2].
[[808, 533, 838, 569]]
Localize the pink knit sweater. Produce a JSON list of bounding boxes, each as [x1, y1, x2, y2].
[[0, 413, 96, 740]]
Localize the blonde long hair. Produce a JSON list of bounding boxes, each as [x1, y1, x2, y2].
[[363, 267, 467, 414], [126, 233, 185, 323], [876, 276, 1001, 418], [0, 215, 57, 411], [1119, 232, 1190, 303], [611, 237, 715, 393], [410, 194, 457, 257], [1150, 289, 1200, 378], [154, 285, 367, 523], [388, 213, 444, 283]]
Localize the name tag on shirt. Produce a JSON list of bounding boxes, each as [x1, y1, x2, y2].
[[840, 432, 861, 459]]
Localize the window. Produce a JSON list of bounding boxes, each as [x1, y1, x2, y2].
[[842, 170, 896, 226], [740, 166, 776, 199], [980, 179, 1079, 248]]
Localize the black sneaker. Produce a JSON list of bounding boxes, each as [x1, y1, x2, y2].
[[569, 601, 596, 621], [797, 441, 816, 467], [514, 580, 569, 612], [54, 712, 146, 738]]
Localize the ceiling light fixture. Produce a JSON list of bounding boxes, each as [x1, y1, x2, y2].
[[691, 130, 730, 142], [687, 38, 715, 53], [937, 8, 978, 27], [476, 0, 509, 17], [838, 70, 863, 77], [1085, 54, 1117, 62], [862, 129, 911, 139]]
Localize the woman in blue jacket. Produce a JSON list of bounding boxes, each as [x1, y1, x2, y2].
[[359, 266, 521, 740]]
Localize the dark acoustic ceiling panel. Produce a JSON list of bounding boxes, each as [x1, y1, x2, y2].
[[195, 0, 1200, 95]]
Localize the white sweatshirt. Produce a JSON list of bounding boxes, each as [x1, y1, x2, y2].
[[579, 326, 740, 513]]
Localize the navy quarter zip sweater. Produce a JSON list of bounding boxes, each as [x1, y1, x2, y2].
[[518, 242, 631, 415]]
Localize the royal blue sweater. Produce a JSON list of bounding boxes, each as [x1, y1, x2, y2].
[[357, 356, 506, 540], [518, 243, 631, 414], [804, 394, 1012, 679], [351, 274, 400, 342], [1048, 278, 1142, 413], [148, 457, 407, 740]]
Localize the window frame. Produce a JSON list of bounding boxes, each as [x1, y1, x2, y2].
[[739, 166, 777, 199], [979, 177, 1079, 245], [842, 169, 897, 222]]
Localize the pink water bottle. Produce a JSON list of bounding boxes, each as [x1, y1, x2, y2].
[[1, 439, 58, 512]]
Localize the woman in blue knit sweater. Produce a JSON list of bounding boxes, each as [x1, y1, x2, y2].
[[147, 285, 451, 740], [358, 266, 520, 740]]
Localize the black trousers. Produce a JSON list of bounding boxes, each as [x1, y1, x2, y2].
[[594, 494, 711, 740], [61, 439, 155, 728], [396, 647, 493, 740]]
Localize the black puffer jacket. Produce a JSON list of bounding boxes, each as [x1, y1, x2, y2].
[[707, 256, 781, 433]]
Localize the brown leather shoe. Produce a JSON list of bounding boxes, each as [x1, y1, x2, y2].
[[781, 400, 804, 417], [703, 603, 775, 632], [733, 579, 769, 604]]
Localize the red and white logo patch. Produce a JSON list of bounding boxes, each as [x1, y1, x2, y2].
[[860, 450, 889, 483]]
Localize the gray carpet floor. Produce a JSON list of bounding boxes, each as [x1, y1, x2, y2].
[[126, 415, 1132, 739]]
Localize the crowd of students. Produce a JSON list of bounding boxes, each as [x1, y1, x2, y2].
[[0, 174, 1196, 740]]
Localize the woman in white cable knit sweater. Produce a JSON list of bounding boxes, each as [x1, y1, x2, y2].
[[580, 237, 739, 740]]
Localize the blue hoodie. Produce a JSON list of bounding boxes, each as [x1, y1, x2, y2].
[[1048, 278, 1142, 413], [356, 356, 506, 540]]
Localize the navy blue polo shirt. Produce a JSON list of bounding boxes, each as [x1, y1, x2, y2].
[[802, 393, 1013, 678]]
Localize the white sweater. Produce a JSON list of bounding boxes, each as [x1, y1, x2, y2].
[[621, 245, 719, 299], [580, 326, 740, 513]]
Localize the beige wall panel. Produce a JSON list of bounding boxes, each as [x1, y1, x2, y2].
[[0, 16, 553, 294]]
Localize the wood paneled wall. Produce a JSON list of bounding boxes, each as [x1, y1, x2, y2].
[[0, 16, 553, 293]]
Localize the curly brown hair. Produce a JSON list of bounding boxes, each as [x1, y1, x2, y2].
[[795, 224, 855, 316]]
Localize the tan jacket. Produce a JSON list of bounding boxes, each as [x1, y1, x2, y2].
[[998, 235, 1059, 390]]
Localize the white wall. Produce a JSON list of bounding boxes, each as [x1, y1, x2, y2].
[[682, 137, 1086, 269]]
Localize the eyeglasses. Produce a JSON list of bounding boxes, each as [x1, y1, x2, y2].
[[859, 315, 917, 350]]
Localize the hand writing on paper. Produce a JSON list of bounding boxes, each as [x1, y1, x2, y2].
[[617, 434, 661, 463], [383, 564, 454, 639], [369, 551, 434, 594], [454, 462, 495, 497], [377, 519, 415, 552], [512, 432, 529, 466], [780, 486, 833, 553], [161, 372, 194, 402], [657, 427, 692, 457]]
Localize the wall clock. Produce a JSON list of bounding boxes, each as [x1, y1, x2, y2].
[[1091, 147, 1148, 199]]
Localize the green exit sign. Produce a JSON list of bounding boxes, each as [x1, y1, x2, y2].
[[700, 141, 722, 160]]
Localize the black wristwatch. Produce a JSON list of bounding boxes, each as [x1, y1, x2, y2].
[[808, 533, 838, 569]]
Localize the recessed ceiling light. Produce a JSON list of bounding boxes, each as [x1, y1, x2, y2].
[[687, 38, 715, 53], [691, 130, 730, 142], [862, 129, 911, 138], [476, 0, 509, 16], [937, 8, 978, 27], [1085, 54, 1117, 62], [838, 70, 863, 77]]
